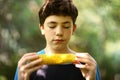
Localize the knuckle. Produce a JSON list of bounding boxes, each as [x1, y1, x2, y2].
[[18, 60, 22, 67], [20, 66, 26, 72], [85, 53, 90, 56]]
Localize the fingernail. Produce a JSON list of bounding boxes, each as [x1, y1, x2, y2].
[[75, 64, 84, 68]]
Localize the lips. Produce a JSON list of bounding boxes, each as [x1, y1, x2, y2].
[[55, 39, 64, 41], [53, 39, 64, 43]]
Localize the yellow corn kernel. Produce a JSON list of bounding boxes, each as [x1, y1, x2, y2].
[[39, 53, 75, 64]]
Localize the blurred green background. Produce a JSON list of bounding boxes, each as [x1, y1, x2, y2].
[[0, 0, 120, 80]]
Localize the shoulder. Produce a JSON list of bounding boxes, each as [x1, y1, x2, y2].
[[69, 49, 77, 54], [37, 49, 45, 54]]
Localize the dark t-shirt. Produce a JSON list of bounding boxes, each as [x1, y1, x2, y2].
[[30, 64, 85, 80]]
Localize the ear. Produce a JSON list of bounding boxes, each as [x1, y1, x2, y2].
[[39, 24, 45, 35], [72, 24, 77, 34]]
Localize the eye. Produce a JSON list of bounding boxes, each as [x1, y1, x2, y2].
[[63, 23, 71, 29], [63, 26, 71, 29], [48, 24, 56, 29], [64, 27, 70, 29], [49, 26, 56, 29]]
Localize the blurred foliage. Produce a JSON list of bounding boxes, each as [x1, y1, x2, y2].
[[0, 0, 120, 80]]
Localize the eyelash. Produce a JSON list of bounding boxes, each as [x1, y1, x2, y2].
[[48, 26, 71, 29], [64, 26, 70, 29], [49, 26, 56, 29]]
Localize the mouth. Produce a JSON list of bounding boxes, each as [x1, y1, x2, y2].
[[53, 39, 64, 43]]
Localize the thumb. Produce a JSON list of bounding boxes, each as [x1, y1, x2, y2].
[[75, 64, 87, 78]]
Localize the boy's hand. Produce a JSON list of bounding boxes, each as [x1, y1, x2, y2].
[[18, 53, 42, 80], [74, 53, 96, 80]]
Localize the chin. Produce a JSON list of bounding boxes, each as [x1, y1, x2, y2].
[[53, 45, 67, 51]]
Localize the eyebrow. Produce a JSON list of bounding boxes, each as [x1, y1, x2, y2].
[[48, 21, 56, 24], [62, 21, 71, 24], [48, 21, 71, 24]]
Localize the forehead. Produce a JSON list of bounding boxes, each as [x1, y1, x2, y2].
[[44, 15, 73, 24]]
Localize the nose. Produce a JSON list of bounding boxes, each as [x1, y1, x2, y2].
[[56, 26, 63, 36]]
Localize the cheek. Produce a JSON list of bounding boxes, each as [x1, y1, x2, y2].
[[65, 30, 73, 38], [67, 29, 73, 35], [45, 30, 54, 39]]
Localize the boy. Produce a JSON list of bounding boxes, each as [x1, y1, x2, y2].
[[14, 0, 101, 80]]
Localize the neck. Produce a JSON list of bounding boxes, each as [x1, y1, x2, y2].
[[45, 46, 74, 54]]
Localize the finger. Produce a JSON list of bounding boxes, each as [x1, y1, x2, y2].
[[25, 58, 42, 69], [75, 63, 89, 78], [75, 53, 96, 65], [75, 56, 90, 65], [20, 53, 37, 62], [27, 64, 42, 75], [23, 64, 42, 80], [80, 68, 88, 78], [75, 53, 90, 59], [22, 52, 36, 58], [23, 55, 40, 63], [75, 63, 88, 68], [76, 53, 96, 62], [18, 53, 39, 66]]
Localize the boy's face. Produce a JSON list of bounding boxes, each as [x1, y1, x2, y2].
[[40, 15, 76, 51]]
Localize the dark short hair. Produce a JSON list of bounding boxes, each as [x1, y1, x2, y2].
[[39, 0, 78, 25]]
